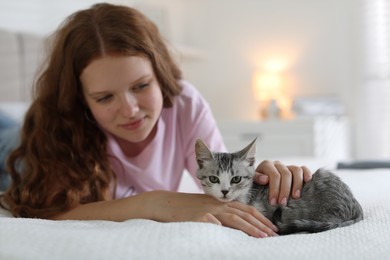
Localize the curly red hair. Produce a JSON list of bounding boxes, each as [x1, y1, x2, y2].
[[1, 3, 182, 218]]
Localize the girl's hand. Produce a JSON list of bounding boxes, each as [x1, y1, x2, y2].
[[152, 192, 279, 238], [254, 160, 312, 206], [196, 200, 279, 238]]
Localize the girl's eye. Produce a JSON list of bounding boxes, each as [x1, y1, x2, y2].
[[231, 176, 242, 184], [209, 176, 219, 184], [97, 95, 113, 103], [133, 83, 149, 91]]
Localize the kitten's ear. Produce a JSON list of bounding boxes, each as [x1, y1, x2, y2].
[[195, 139, 214, 169], [237, 137, 258, 166]]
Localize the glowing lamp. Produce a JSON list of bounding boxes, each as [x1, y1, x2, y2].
[[253, 72, 282, 119]]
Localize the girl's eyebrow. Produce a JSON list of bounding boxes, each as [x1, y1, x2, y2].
[[88, 90, 111, 98], [130, 74, 152, 85], [87, 74, 153, 97]]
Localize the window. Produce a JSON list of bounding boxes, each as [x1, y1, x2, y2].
[[356, 0, 390, 158]]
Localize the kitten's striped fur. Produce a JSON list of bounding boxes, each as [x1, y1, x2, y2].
[[195, 138, 363, 235]]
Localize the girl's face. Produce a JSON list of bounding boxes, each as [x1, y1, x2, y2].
[[81, 55, 163, 147]]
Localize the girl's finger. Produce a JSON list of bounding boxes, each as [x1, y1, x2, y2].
[[217, 212, 273, 238], [274, 161, 292, 205], [227, 202, 279, 235], [198, 213, 222, 225], [257, 160, 281, 206], [302, 165, 313, 182], [287, 165, 304, 199], [254, 172, 269, 185]]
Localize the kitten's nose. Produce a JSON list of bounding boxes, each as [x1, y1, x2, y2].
[[221, 190, 229, 196]]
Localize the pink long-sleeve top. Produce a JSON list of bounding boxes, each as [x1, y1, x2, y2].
[[106, 80, 226, 199]]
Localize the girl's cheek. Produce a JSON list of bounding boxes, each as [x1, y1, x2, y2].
[[101, 108, 114, 121], [91, 107, 108, 123]]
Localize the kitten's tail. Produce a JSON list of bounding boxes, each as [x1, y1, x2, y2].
[[273, 208, 364, 235], [275, 219, 351, 235]]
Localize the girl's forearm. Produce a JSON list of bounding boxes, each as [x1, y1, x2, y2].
[[52, 190, 216, 222], [51, 190, 164, 221], [51, 190, 279, 238]]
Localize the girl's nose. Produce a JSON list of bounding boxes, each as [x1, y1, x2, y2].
[[118, 94, 139, 117]]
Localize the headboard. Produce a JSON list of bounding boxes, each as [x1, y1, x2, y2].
[[0, 28, 45, 102]]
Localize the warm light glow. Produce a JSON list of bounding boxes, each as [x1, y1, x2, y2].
[[252, 58, 293, 119], [278, 96, 293, 119], [263, 60, 287, 73], [253, 73, 282, 101]]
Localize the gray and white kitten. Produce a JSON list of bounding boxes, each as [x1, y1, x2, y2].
[[195, 138, 363, 235]]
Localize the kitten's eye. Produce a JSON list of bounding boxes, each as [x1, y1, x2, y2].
[[209, 176, 219, 183], [231, 176, 242, 184]]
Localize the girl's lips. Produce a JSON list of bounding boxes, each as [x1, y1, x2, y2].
[[120, 118, 144, 130]]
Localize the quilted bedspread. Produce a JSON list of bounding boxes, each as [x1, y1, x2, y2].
[[1, 169, 389, 260]]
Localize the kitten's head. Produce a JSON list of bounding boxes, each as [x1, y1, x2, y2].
[[195, 138, 257, 202]]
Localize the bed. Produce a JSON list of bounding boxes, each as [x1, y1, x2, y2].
[[1, 166, 390, 260], [1, 28, 390, 260]]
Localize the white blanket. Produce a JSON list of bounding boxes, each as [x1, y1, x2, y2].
[[1, 169, 390, 260]]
